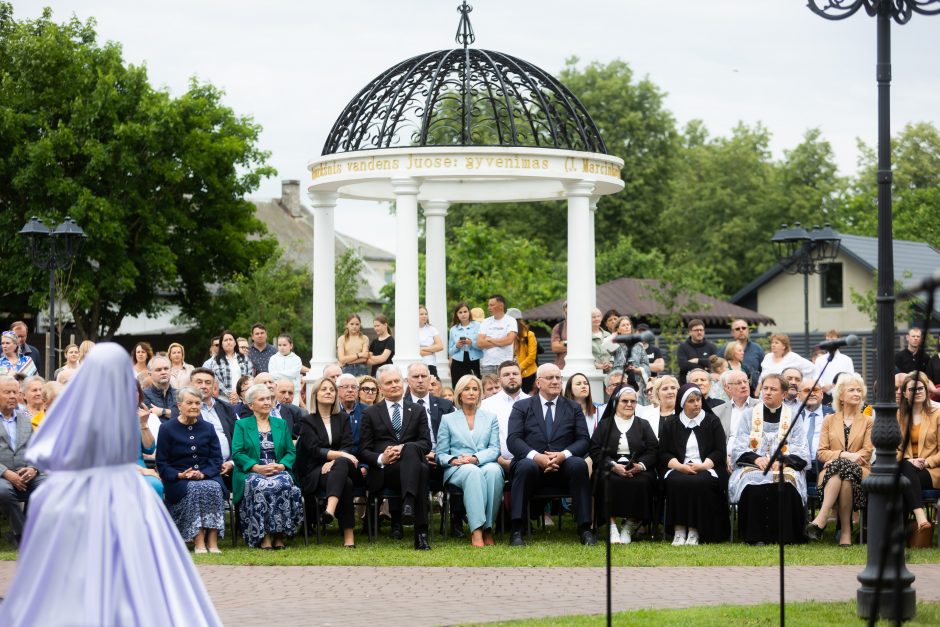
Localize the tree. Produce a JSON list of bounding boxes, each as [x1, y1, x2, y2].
[[0, 4, 275, 339]]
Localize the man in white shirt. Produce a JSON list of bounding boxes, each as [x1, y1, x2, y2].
[[813, 329, 855, 393], [713, 369, 759, 470], [480, 361, 529, 472], [477, 294, 518, 376], [189, 368, 235, 480], [798, 380, 832, 484]]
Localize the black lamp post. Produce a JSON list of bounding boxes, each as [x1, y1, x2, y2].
[[808, 0, 940, 621], [770, 222, 842, 355], [18, 216, 86, 379]]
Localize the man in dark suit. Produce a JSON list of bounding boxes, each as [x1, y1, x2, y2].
[[189, 368, 237, 482], [273, 379, 305, 439], [0, 376, 45, 547], [360, 364, 433, 550], [507, 363, 595, 546], [404, 362, 463, 536]]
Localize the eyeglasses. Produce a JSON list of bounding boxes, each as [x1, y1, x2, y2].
[[338, 384, 358, 390], [360, 387, 378, 393], [618, 399, 638, 405], [732, 326, 747, 331]]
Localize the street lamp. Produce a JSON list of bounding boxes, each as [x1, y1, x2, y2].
[[18, 216, 86, 378], [808, 0, 940, 622], [770, 222, 841, 355]]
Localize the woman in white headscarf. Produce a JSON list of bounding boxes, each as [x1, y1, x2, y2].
[[0, 342, 221, 627]]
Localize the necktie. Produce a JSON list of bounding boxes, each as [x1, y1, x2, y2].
[[807, 411, 818, 457], [391, 403, 402, 440], [417, 398, 426, 409], [544, 401, 554, 441]]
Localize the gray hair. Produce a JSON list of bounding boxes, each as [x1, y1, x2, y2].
[[148, 355, 170, 371], [604, 369, 624, 387], [376, 364, 400, 382], [407, 362, 430, 376], [176, 386, 203, 403], [245, 383, 273, 406], [0, 375, 17, 388], [336, 373, 358, 387], [686, 368, 709, 380], [720, 369, 748, 387], [21, 375, 45, 392]]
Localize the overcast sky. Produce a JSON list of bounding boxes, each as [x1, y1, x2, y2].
[[23, 1, 940, 254]]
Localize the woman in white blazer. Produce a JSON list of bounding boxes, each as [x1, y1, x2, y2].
[[437, 374, 503, 547]]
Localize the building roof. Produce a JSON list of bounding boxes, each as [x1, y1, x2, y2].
[[730, 233, 940, 303], [521, 277, 775, 327]]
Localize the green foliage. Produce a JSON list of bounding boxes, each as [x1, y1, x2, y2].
[[0, 4, 275, 339], [849, 270, 916, 329], [594, 234, 665, 284]]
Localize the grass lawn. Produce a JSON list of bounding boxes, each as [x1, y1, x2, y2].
[[463, 601, 940, 626], [4, 514, 935, 567]]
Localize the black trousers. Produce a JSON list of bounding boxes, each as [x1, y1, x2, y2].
[[320, 456, 356, 530], [899, 460, 934, 513], [510, 456, 591, 527], [450, 353, 480, 383], [368, 443, 430, 528]]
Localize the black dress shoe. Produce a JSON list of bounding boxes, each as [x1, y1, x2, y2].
[[321, 511, 335, 526], [390, 523, 404, 540], [580, 530, 597, 546], [450, 522, 466, 539], [401, 504, 416, 526], [805, 522, 824, 541], [414, 532, 431, 550], [509, 530, 526, 547]]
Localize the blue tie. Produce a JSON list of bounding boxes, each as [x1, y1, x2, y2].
[[391, 403, 402, 440], [544, 401, 554, 442], [807, 411, 818, 458]]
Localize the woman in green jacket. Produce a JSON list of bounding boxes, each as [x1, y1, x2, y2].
[[232, 383, 304, 549]]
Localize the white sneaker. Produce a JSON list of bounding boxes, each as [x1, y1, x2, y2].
[[619, 521, 633, 545], [671, 533, 686, 546], [609, 523, 622, 545], [686, 531, 700, 546]]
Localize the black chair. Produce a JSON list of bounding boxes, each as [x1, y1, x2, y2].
[[524, 488, 571, 539]]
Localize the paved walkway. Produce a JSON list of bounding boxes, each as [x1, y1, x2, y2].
[[3, 562, 940, 625]]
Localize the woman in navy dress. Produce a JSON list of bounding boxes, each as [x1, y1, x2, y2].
[[156, 386, 227, 554]]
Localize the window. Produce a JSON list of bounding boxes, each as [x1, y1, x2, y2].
[[820, 263, 843, 308]]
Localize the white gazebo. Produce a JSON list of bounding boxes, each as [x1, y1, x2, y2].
[[306, 4, 623, 391]]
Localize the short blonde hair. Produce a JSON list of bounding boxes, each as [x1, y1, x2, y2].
[[453, 374, 482, 411], [832, 372, 866, 412]]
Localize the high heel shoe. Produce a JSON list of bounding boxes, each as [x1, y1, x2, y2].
[[805, 522, 824, 541]]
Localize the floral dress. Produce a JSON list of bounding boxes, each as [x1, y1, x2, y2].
[[238, 431, 304, 546], [819, 424, 867, 509]]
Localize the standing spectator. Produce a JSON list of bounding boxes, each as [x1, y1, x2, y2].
[[590, 308, 612, 373], [550, 302, 568, 369], [367, 314, 395, 377], [77, 340, 95, 364], [723, 319, 764, 390], [143, 355, 179, 423], [131, 342, 153, 379], [895, 327, 928, 375], [269, 333, 305, 404], [237, 337, 250, 357], [417, 306, 444, 378], [477, 294, 518, 376], [676, 319, 718, 384], [926, 334, 940, 398], [760, 333, 815, 379], [167, 342, 194, 389], [602, 316, 650, 400], [0, 332, 36, 378], [54, 343, 80, 383], [248, 323, 277, 374], [601, 309, 621, 335], [813, 329, 855, 393], [0, 375, 44, 547], [10, 322, 41, 371], [211, 330, 253, 400], [448, 302, 482, 382], [157, 387, 226, 554], [202, 336, 220, 368], [723, 342, 750, 380], [507, 308, 538, 394], [337, 314, 371, 377]]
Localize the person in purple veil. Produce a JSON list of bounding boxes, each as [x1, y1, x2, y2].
[[0, 342, 221, 627]]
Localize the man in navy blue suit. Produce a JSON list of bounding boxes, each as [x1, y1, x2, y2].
[[507, 363, 595, 546]]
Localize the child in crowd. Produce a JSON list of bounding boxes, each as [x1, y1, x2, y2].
[[267, 333, 306, 405]]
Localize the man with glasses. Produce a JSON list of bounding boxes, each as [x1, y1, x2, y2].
[[202, 336, 220, 368], [723, 319, 764, 390], [714, 370, 759, 469], [797, 380, 833, 484], [506, 363, 594, 546], [273, 378, 305, 439]]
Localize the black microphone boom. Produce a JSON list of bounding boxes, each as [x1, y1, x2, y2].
[[612, 331, 655, 345], [814, 334, 860, 351], [897, 269, 940, 299]]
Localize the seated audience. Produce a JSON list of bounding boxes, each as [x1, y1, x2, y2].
[[156, 386, 226, 554], [564, 372, 602, 438], [659, 383, 729, 545], [189, 367, 237, 483], [136, 383, 163, 498], [143, 355, 179, 422], [437, 375, 503, 547], [506, 363, 594, 546], [232, 384, 304, 549], [357, 375, 380, 406], [590, 386, 658, 545], [296, 377, 358, 548], [728, 374, 809, 545], [32, 380, 63, 430], [806, 373, 874, 546], [0, 375, 45, 547], [895, 374, 936, 533]]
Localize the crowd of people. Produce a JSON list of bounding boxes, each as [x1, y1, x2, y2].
[[3, 310, 940, 553]]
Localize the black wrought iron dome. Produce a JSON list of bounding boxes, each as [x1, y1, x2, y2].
[[322, 3, 606, 156]]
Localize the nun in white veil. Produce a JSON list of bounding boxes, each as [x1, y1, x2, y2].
[[0, 343, 221, 627]]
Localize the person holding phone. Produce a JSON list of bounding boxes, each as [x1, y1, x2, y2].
[[448, 302, 482, 382]]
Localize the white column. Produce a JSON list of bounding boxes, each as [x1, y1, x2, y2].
[[422, 199, 451, 385], [589, 195, 599, 309], [562, 181, 603, 395], [307, 191, 338, 399], [392, 177, 422, 374]]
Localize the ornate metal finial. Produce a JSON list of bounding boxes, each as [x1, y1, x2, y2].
[[455, 1, 475, 48]]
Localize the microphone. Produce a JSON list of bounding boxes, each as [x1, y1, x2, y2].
[[612, 330, 655, 345], [897, 270, 940, 299], [814, 334, 859, 351]]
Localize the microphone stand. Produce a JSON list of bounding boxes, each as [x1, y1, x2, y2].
[[763, 355, 837, 627]]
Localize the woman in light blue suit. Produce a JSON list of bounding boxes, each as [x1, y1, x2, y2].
[[437, 374, 503, 547]]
